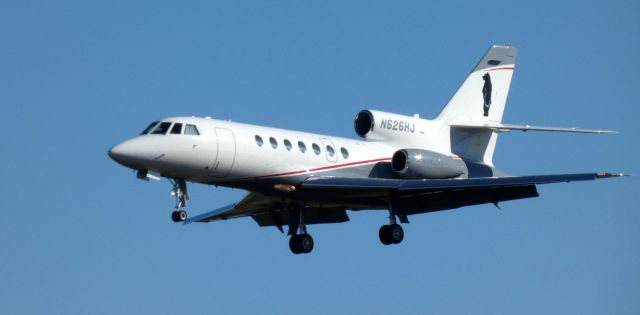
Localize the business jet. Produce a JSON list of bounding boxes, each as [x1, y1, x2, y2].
[[109, 45, 624, 254]]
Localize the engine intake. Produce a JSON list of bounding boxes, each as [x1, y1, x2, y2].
[[353, 109, 421, 142], [354, 110, 374, 138], [392, 149, 467, 179]]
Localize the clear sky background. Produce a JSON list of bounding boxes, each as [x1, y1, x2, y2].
[[1, 1, 638, 314]]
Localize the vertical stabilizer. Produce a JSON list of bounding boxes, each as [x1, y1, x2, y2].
[[436, 45, 517, 165]]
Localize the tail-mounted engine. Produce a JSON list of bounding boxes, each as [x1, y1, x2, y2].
[[354, 110, 422, 142], [391, 149, 467, 179]]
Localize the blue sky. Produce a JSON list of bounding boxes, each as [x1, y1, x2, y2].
[[1, 0, 638, 314]]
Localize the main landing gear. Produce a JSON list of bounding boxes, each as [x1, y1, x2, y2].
[[288, 206, 314, 255], [289, 233, 314, 255], [170, 178, 189, 222], [379, 211, 404, 245]]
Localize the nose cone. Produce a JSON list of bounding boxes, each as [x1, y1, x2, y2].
[[108, 140, 137, 167]]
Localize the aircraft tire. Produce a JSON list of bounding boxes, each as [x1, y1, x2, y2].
[[299, 234, 314, 254], [289, 235, 302, 254], [389, 224, 404, 244], [171, 210, 187, 222], [171, 211, 180, 222], [379, 225, 393, 245]]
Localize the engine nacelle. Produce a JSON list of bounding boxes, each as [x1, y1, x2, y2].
[[354, 109, 421, 142], [391, 149, 467, 179]]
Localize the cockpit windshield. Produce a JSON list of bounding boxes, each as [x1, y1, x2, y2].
[[170, 123, 183, 134], [151, 122, 172, 135], [184, 124, 199, 135], [140, 121, 159, 135], [140, 121, 201, 136]]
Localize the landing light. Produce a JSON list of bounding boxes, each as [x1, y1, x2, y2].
[[274, 184, 296, 193], [137, 170, 161, 181]]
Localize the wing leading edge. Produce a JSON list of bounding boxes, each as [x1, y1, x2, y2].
[[184, 192, 350, 228], [302, 172, 625, 191], [183, 192, 279, 224]]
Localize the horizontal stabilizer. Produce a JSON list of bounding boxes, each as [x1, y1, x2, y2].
[[451, 122, 617, 134]]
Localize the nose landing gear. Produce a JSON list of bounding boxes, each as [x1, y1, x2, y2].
[[169, 178, 189, 222]]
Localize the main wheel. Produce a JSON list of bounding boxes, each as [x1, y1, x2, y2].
[[289, 235, 302, 254], [171, 210, 187, 222], [299, 234, 314, 254], [389, 224, 404, 244], [379, 225, 393, 245]]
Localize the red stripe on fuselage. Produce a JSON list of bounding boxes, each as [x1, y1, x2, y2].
[[488, 67, 514, 71], [253, 157, 392, 179]]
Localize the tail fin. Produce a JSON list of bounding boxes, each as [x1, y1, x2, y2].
[[437, 45, 517, 123], [436, 45, 518, 165]]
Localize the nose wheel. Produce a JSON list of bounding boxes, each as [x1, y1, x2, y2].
[[169, 178, 188, 222], [171, 210, 188, 222]]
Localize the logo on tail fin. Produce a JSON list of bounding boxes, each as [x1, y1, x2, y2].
[[482, 73, 492, 117]]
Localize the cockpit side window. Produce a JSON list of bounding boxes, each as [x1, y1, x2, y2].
[[151, 122, 172, 135], [170, 123, 183, 135], [141, 121, 159, 135], [185, 124, 200, 135]]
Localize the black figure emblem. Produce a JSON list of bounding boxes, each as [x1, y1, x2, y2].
[[482, 72, 492, 117]]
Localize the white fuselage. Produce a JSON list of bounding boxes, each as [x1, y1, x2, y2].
[[112, 117, 384, 185]]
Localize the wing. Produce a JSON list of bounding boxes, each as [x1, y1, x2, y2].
[[184, 192, 279, 224], [451, 122, 616, 134], [302, 172, 624, 190], [184, 192, 350, 231], [302, 172, 625, 215]]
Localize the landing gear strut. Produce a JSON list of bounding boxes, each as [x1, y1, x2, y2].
[[379, 211, 404, 245], [288, 205, 314, 254], [170, 178, 188, 222]]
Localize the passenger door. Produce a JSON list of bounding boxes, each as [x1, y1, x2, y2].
[[208, 128, 236, 178]]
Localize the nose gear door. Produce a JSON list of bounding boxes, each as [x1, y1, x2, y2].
[[208, 128, 236, 178]]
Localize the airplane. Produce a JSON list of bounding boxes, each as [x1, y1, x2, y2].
[[108, 45, 625, 254]]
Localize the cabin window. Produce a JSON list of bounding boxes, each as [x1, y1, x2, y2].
[[151, 122, 172, 135], [298, 141, 306, 153], [284, 139, 292, 151], [326, 145, 335, 157], [141, 121, 159, 134], [170, 123, 183, 134], [184, 124, 200, 135], [312, 143, 321, 155], [255, 135, 264, 147], [340, 147, 349, 159], [269, 137, 278, 149]]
